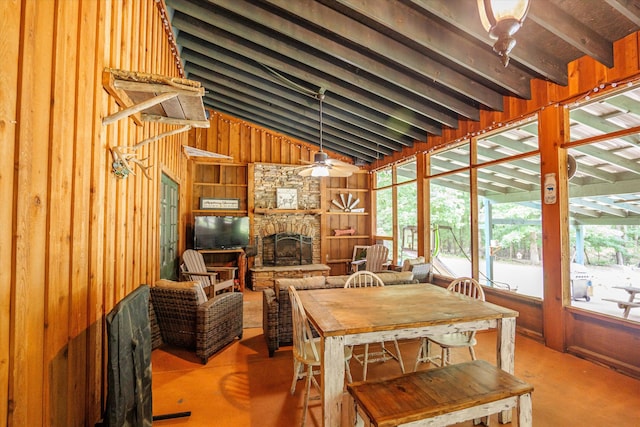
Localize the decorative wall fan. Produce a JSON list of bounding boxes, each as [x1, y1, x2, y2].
[[295, 90, 359, 178], [330, 193, 364, 212]]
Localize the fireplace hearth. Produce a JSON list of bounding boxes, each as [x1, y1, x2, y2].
[[262, 233, 313, 266]]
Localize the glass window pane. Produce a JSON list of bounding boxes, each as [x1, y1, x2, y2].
[[430, 175, 471, 277], [397, 159, 416, 184], [397, 182, 417, 263], [429, 143, 469, 176], [376, 168, 392, 188], [476, 155, 542, 297], [567, 146, 640, 320], [567, 84, 640, 321], [375, 187, 393, 237], [476, 120, 539, 165]]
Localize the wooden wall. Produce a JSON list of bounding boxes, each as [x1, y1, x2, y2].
[[1, 1, 190, 425], [2, 3, 640, 427], [189, 110, 348, 165]]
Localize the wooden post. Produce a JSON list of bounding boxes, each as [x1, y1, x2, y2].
[[539, 105, 570, 351]]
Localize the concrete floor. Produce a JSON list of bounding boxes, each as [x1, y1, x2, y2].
[[151, 289, 640, 427]]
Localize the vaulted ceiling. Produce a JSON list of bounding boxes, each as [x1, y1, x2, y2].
[[166, 0, 640, 166]]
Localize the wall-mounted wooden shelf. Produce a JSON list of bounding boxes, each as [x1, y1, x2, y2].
[[193, 210, 248, 215], [325, 235, 370, 240], [328, 187, 369, 193], [326, 211, 368, 215], [254, 208, 322, 215]]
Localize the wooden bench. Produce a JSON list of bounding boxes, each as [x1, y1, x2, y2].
[[347, 360, 533, 427], [602, 298, 640, 318]]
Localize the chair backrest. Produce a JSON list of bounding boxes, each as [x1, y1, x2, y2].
[[344, 270, 385, 288], [365, 244, 389, 272], [448, 277, 485, 301], [150, 284, 202, 348], [182, 249, 211, 287], [288, 286, 321, 363]]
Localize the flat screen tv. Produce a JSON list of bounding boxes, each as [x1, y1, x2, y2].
[[194, 216, 250, 250]]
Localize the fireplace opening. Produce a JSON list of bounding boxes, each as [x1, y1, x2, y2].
[[262, 233, 312, 266]]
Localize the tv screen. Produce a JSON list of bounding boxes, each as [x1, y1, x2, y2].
[[194, 216, 250, 250]]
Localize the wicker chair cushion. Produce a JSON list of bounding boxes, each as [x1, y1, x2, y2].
[[155, 279, 207, 305], [274, 276, 326, 299], [402, 257, 426, 271], [375, 271, 415, 284]]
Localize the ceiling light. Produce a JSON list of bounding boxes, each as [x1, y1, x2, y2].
[[311, 165, 330, 177], [297, 90, 358, 178], [478, 0, 530, 67]]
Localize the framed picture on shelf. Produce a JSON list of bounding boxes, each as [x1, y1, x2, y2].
[[200, 197, 240, 210], [276, 188, 298, 209]]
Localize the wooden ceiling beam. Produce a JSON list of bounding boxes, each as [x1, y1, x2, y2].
[[209, 0, 480, 121], [260, 0, 504, 110], [179, 41, 426, 143], [200, 86, 398, 156], [529, 0, 614, 67], [326, 0, 533, 99], [170, 8, 449, 132], [408, 0, 569, 86], [185, 62, 414, 150], [203, 95, 383, 161]]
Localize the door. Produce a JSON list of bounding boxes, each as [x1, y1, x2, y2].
[[160, 173, 179, 280]]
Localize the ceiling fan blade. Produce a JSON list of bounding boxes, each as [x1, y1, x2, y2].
[[326, 158, 359, 172], [297, 166, 320, 177]]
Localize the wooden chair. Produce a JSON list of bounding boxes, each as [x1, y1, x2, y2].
[[351, 244, 389, 273], [344, 271, 405, 380], [415, 277, 485, 370], [288, 286, 353, 427], [181, 249, 234, 296]]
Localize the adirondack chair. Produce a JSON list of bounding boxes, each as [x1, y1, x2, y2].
[[181, 249, 234, 296], [351, 244, 389, 273]]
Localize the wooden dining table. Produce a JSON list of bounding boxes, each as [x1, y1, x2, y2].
[[297, 283, 519, 427]]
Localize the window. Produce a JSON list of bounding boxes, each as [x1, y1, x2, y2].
[[567, 85, 640, 321], [373, 158, 417, 265]]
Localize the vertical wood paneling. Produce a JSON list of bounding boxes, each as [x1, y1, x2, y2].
[[0, 0, 20, 423], [87, 1, 107, 421], [4, 1, 192, 425], [48, 1, 79, 424], [12, 1, 56, 425]]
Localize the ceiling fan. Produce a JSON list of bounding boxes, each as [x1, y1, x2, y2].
[[295, 89, 359, 178]]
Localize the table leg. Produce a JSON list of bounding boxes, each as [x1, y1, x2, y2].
[[497, 317, 516, 424], [321, 335, 345, 427]]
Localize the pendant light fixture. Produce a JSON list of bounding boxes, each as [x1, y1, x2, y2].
[[478, 0, 531, 67], [297, 90, 358, 178]]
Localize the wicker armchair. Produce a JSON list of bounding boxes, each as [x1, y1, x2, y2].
[[150, 280, 243, 364]]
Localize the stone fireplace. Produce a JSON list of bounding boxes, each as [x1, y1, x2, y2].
[[252, 164, 322, 266], [262, 232, 313, 266]]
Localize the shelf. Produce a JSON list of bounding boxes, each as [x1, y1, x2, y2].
[[254, 208, 322, 215], [327, 187, 369, 193], [326, 211, 368, 215], [193, 210, 248, 215], [326, 258, 351, 264], [325, 235, 370, 240], [198, 249, 245, 254]]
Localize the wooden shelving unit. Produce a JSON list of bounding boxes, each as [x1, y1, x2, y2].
[[321, 171, 372, 275], [191, 162, 248, 216]]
